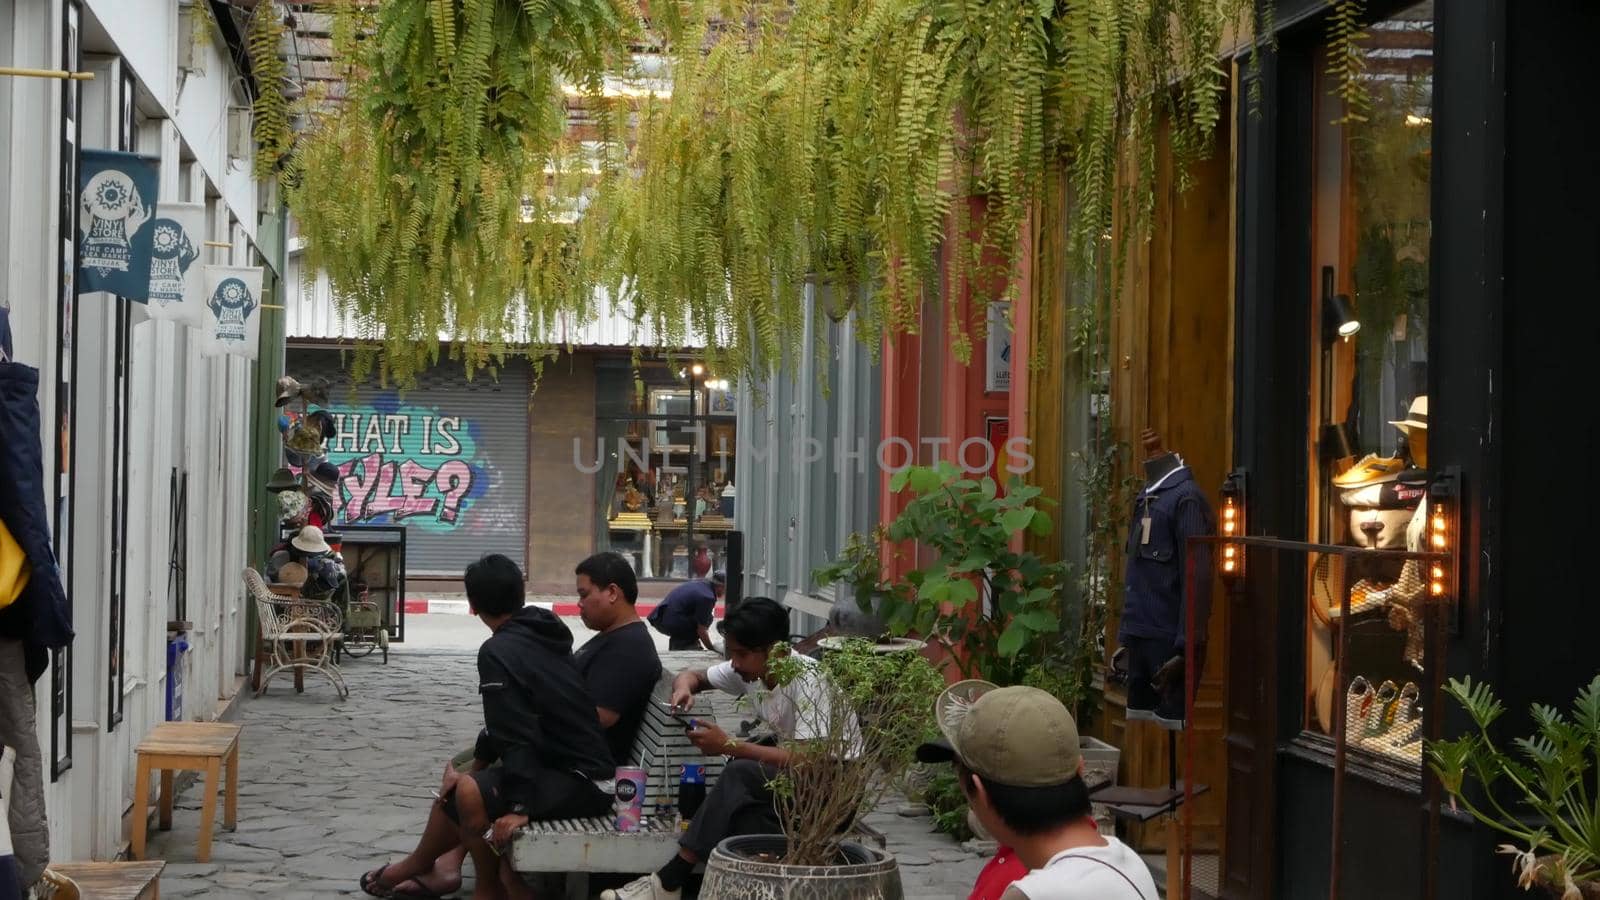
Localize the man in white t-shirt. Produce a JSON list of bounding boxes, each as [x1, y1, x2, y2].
[[602, 597, 860, 900], [917, 681, 1159, 900]]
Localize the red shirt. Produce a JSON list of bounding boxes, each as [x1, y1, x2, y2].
[[970, 846, 1028, 900]]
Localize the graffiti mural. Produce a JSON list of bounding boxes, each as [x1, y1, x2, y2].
[[313, 405, 491, 532]]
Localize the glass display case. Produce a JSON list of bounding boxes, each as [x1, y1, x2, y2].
[[1301, 1, 1434, 771]]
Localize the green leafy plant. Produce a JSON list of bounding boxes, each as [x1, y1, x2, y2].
[[811, 526, 912, 637], [1428, 674, 1600, 897], [766, 639, 945, 866], [286, 0, 637, 386], [283, 0, 1263, 388], [883, 461, 1070, 685], [919, 769, 975, 842], [247, 3, 293, 181]]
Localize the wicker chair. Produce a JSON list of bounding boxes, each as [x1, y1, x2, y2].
[[244, 568, 348, 699]]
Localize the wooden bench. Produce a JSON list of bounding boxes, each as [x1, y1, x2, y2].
[[509, 651, 884, 897], [45, 861, 165, 900], [509, 656, 728, 895], [129, 722, 242, 864], [243, 568, 348, 699]]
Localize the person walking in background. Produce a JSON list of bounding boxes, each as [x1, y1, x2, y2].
[[917, 682, 1157, 900], [646, 571, 724, 652]]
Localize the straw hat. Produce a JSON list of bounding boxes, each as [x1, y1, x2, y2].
[[291, 525, 332, 556], [1389, 396, 1428, 436]]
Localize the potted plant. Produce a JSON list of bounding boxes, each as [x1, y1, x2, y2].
[[811, 527, 904, 640], [880, 461, 1072, 686], [699, 639, 945, 899], [1428, 674, 1600, 898]]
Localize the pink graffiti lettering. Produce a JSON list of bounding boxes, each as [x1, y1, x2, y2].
[[326, 453, 476, 527], [397, 461, 442, 518], [436, 460, 471, 524]]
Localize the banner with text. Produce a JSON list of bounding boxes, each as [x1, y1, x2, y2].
[[145, 202, 206, 325], [77, 149, 161, 300], [200, 265, 263, 359]]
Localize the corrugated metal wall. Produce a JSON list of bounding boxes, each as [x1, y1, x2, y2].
[[287, 350, 531, 575]]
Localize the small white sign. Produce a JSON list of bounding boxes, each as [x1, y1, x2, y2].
[[986, 301, 1012, 392]]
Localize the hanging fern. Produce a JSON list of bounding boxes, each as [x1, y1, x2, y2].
[[248, 2, 293, 181], [283, 0, 1340, 385], [286, 0, 640, 386], [1328, 0, 1372, 124]]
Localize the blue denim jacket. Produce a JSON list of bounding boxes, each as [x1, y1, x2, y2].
[[1118, 466, 1214, 649]]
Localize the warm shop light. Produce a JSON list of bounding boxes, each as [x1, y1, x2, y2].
[[1429, 506, 1448, 599], [691, 363, 705, 377], [1219, 469, 1247, 582]]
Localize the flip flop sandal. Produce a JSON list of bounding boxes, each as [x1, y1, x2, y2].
[[390, 879, 447, 900], [361, 865, 398, 898]]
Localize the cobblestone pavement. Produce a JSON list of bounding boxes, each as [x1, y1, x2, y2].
[[148, 642, 990, 899]]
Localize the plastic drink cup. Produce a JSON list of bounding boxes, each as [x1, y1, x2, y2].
[[614, 766, 647, 832]]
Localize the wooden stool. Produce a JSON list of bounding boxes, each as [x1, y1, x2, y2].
[[129, 723, 242, 863], [48, 860, 166, 899]]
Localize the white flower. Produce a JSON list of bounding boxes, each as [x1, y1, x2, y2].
[[1497, 844, 1537, 890]]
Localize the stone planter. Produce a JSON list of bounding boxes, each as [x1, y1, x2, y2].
[[701, 835, 904, 900], [1080, 735, 1122, 786]]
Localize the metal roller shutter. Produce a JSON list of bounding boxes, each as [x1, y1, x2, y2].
[[286, 350, 530, 575]]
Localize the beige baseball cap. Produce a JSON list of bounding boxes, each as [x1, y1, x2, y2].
[[916, 680, 1082, 787]]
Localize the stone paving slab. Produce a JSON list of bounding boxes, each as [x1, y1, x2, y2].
[[148, 646, 993, 898]]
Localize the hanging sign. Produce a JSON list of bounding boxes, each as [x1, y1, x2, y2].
[[76, 149, 160, 299], [200, 265, 263, 359], [144, 202, 206, 325], [985, 301, 1012, 392]]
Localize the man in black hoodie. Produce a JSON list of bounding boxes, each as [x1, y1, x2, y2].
[[361, 555, 614, 900]]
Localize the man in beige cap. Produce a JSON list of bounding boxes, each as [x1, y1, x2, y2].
[[917, 681, 1157, 899]]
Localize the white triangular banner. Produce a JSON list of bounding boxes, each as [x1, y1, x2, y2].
[[200, 265, 263, 360], [145, 202, 207, 325]]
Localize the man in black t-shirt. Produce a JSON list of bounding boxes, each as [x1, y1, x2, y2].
[[392, 554, 662, 899], [573, 552, 665, 764], [647, 572, 724, 652]]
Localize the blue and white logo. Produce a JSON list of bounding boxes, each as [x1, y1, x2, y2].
[[148, 218, 199, 307], [208, 277, 257, 344], [80, 169, 152, 278]]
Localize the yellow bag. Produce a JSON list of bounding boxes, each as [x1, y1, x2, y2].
[[0, 517, 30, 610]]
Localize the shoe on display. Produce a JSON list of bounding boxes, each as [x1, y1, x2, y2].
[[1365, 681, 1401, 742], [1333, 454, 1406, 489], [1329, 579, 1391, 619], [601, 875, 681, 900], [1376, 683, 1423, 753], [1345, 676, 1374, 745]]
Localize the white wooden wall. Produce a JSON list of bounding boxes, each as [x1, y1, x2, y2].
[[2, 0, 264, 864]]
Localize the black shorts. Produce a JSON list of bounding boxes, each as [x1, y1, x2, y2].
[[441, 767, 610, 825], [1123, 635, 1184, 726]]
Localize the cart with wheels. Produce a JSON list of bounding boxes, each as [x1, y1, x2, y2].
[[336, 583, 390, 664]]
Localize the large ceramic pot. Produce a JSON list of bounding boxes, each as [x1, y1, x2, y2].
[[827, 588, 886, 639], [700, 835, 903, 900]]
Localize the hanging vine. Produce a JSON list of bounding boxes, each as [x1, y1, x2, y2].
[[285, 0, 638, 386], [248, 2, 293, 181], [283, 0, 1293, 384]]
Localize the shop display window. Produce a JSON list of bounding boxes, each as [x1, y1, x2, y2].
[[1302, 2, 1434, 769], [594, 357, 737, 580]]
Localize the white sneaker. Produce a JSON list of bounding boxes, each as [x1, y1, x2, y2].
[[601, 874, 680, 900]]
